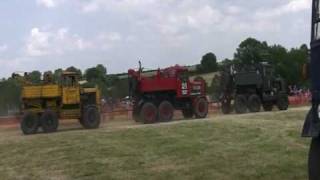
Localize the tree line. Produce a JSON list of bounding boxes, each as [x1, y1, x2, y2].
[[0, 37, 309, 115]]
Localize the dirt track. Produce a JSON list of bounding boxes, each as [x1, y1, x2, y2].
[[0, 106, 309, 138]]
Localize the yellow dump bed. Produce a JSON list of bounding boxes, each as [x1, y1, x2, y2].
[[22, 85, 61, 99]]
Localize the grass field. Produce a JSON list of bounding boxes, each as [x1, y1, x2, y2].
[[0, 107, 311, 180]]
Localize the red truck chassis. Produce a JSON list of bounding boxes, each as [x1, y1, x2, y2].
[[128, 64, 208, 123]]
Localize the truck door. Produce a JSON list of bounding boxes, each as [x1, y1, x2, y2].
[[62, 75, 80, 105]]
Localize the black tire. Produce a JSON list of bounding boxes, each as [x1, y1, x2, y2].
[[158, 101, 174, 122], [234, 95, 247, 114], [40, 110, 59, 133], [21, 112, 39, 135], [221, 100, 232, 114], [309, 137, 320, 180], [140, 102, 158, 124], [82, 105, 101, 129], [194, 97, 208, 119], [182, 108, 194, 119], [248, 94, 261, 113], [263, 103, 273, 111], [277, 95, 289, 111]]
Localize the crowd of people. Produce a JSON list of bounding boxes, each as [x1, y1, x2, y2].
[[288, 85, 311, 97]]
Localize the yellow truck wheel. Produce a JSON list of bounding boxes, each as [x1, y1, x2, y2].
[[40, 110, 59, 133], [21, 112, 39, 135], [82, 105, 100, 129]]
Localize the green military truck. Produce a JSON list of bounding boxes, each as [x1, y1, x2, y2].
[[220, 62, 289, 114]]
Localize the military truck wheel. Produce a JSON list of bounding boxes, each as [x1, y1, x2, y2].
[[221, 100, 232, 114], [82, 105, 101, 129], [194, 97, 208, 119], [40, 110, 59, 133], [158, 101, 174, 122], [263, 103, 273, 111], [140, 102, 158, 124], [234, 95, 247, 114], [277, 95, 289, 111], [248, 94, 261, 113], [21, 112, 39, 135]]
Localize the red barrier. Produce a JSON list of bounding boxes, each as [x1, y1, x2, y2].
[[289, 94, 311, 106]]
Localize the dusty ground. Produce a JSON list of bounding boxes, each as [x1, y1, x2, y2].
[[0, 106, 309, 135], [0, 106, 311, 180]]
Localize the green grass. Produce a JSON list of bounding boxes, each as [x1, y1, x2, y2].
[[0, 108, 311, 180]]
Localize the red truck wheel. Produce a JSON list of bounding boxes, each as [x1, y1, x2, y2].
[[140, 102, 158, 124], [158, 101, 174, 122], [194, 98, 208, 118]]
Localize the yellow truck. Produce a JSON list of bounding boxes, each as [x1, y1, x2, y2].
[[14, 71, 101, 135]]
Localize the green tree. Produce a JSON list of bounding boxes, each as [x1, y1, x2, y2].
[[29, 71, 41, 84], [0, 78, 21, 115], [234, 38, 270, 65], [96, 64, 107, 75], [198, 52, 218, 73], [84, 64, 109, 98], [218, 58, 233, 71], [53, 68, 63, 84]]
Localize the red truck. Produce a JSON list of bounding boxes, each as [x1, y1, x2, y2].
[[128, 62, 208, 123]]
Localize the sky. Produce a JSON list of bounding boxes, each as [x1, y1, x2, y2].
[[0, 0, 312, 78]]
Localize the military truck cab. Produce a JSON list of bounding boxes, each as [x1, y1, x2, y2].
[[220, 62, 289, 114]]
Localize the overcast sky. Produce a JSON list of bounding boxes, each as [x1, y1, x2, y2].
[[0, 0, 312, 78]]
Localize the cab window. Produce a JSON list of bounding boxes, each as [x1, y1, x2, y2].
[[63, 76, 77, 87]]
